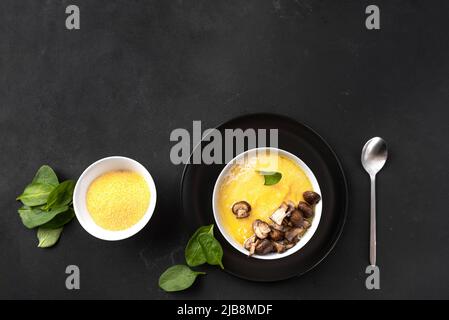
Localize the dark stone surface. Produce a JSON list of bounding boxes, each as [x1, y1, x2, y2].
[[0, 0, 448, 299]]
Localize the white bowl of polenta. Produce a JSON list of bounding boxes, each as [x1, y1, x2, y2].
[[212, 148, 322, 260], [73, 156, 157, 241]]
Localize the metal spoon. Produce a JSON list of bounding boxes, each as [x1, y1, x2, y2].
[[361, 137, 388, 266]]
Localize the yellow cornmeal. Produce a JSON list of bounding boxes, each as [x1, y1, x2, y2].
[[86, 171, 150, 231]]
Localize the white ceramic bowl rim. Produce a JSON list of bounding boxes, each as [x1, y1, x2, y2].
[[212, 147, 322, 260], [73, 156, 157, 241]]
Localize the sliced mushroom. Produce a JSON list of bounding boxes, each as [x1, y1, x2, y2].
[[269, 222, 287, 232], [255, 239, 274, 255], [244, 235, 256, 250], [252, 239, 262, 256], [244, 235, 257, 256], [286, 201, 296, 214], [272, 241, 287, 253], [252, 219, 271, 239], [303, 191, 321, 205], [232, 201, 251, 218], [269, 229, 284, 241], [285, 227, 304, 242], [298, 201, 314, 218], [269, 202, 290, 225], [290, 209, 304, 227], [302, 220, 311, 229]]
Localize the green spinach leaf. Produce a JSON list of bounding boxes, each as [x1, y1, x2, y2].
[[185, 224, 214, 267], [37, 227, 63, 248], [198, 233, 224, 269], [158, 265, 205, 292], [16, 165, 76, 249], [43, 180, 75, 210], [18, 205, 68, 229], [16, 183, 55, 207], [41, 208, 75, 229], [32, 165, 59, 187], [257, 171, 282, 186]]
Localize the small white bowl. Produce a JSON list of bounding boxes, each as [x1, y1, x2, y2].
[[212, 147, 322, 260], [73, 156, 157, 241]]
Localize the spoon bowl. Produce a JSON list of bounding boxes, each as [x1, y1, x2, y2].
[[362, 137, 388, 176]]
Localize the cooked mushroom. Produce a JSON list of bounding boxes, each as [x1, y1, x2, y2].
[[289, 209, 304, 227], [269, 222, 287, 232], [269, 229, 284, 241], [286, 200, 296, 214], [298, 201, 314, 218], [255, 239, 274, 255], [272, 241, 287, 253], [242, 197, 317, 256], [302, 220, 311, 229], [244, 235, 257, 256], [285, 227, 304, 242], [269, 202, 290, 225], [244, 235, 256, 250], [252, 219, 271, 239], [303, 191, 321, 205], [232, 201, 251, 218]]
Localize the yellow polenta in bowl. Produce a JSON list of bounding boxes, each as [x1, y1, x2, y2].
[[212, 148, 322, 260], [86, 171, 150, 231], [73, 156, 157, 241]]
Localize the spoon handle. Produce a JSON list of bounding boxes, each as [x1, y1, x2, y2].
[[370, 176, 377, 266]]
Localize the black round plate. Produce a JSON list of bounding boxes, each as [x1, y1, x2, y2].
[[180, 113, 348, 281]]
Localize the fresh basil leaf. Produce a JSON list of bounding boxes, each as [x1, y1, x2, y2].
[[185, 224, 214, 267], [32, 165, 59, 187], [18, 205, 68, 229], [37, 227, 63, 248], [41, 208, 75, 229], [198, 233, 224, 269], [16, 183, 56, 207], [158, 265, 205, 292], [257, 171, 282, 186], [42, 180, 75, 210]]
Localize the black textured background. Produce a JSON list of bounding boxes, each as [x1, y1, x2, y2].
[[1, 0, 448, 299]]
